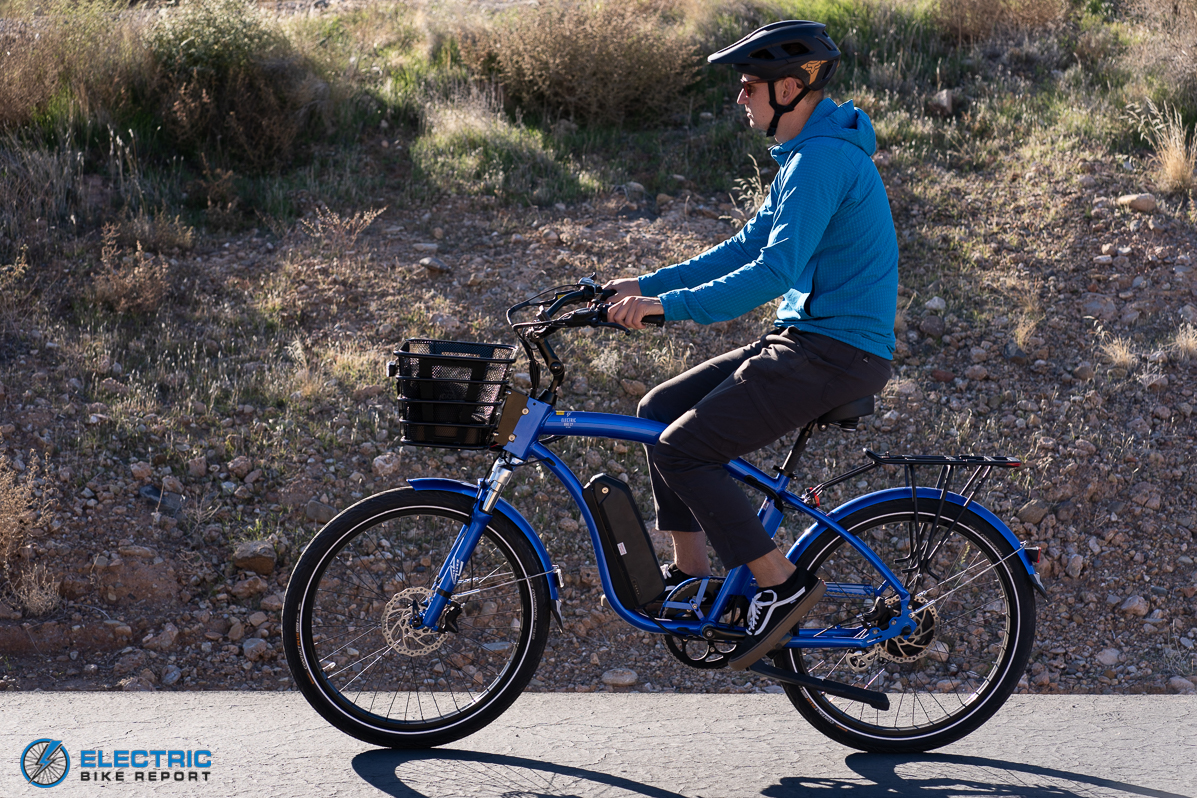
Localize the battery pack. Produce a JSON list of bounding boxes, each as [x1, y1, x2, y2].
[[582, 474, 665, 609]]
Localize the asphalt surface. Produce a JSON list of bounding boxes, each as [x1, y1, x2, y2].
[[1, 693, 1193, 797]]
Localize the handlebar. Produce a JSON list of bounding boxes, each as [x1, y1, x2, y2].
[[504, 278, 666, 406]]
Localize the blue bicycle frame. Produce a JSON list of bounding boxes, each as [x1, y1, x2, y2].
[[413, 394, 1039, 652]]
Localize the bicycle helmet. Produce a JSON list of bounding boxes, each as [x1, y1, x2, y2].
[[708, 20, 841, 137]]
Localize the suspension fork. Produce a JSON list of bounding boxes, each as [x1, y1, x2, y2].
[[417, 457, 519, 629]]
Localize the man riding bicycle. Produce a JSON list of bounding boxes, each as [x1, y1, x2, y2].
[[605, 20, 899, 670]]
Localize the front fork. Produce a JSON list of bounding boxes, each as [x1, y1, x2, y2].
[[417, 457, 518, 630]]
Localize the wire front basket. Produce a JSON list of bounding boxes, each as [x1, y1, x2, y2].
[[390, 339, 516, 449]]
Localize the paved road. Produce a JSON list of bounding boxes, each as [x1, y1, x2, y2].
[[2, 693, 1194, 797]]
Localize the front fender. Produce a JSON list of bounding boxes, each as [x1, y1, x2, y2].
[[408, 478, 559, 602], [787, 487, 1044, 594]]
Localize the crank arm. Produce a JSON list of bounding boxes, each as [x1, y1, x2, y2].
[[747, 661, 890, 711]]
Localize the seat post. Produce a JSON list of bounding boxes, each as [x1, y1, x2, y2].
[[779, 420, 818, 478]]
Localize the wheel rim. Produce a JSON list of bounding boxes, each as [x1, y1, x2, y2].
[[298, 504, 534, 733], [784, 509, 1020, 739]]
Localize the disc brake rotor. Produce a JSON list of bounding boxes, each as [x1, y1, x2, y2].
[[382, 587, 444, 657], [880, 598, 939, 663]]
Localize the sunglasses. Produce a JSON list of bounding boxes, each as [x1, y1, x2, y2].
[[738, 78, 772, 98]]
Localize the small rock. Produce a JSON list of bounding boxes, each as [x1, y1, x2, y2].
[[1065, 554, 1085, 578], [1119, 595, 1150, 617], [230, 575, 269, 600], [964, 365, 988, 380], [1072, 362, 1095, 380], [1081, 294, 1118, 321], [306, 500, 337, 524], [925, 296, 947, 312], [242, 638, 271, 661], [244, 469, 262, 485], [160, 665, 182, 686], [656, 193, 673, 206], [260, 594, 284, 612], [927, 89, 954, 116], [228, 620, 245, 642], [372, 453, 401, 478], [1003, 341, 1029, 365], [120, 677, 155, 692], [969, 347, 989, 363], [232, 540, 276, 576], [130, 462, 153, 481], [1095, 648, 1121, 666], [188, 456, 208, 478], [919, 315, 946, 338], [930, 369, 955, 383], [142, 623, 179, 652], [0, 601, 20, 620], [420, 256, 451, 274], [118, 544, 156, 559], [1016, 499, 1050, 525], [1168, 676, 1196, 693], [162, 475, 184, 494], [1117, 193, 1157, 213], [619, 379, 647, 397], [412, 242, 439, 253], [113, 650, 148, 675], [228, 455, 252, 479], [248, 611, 268, 627], [601, 668, 638, 687]]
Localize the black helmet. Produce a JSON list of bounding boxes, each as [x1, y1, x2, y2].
[[708, 20, 841, 90]]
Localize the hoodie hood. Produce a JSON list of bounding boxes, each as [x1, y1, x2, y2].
[[770, 98, 876, 164]]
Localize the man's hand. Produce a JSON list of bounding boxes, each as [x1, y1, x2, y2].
[[601, 277, 642, 303], [607, 296, 663, 330]]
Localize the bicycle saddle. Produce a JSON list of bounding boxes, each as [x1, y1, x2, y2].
[[816, 395, 875, 431]]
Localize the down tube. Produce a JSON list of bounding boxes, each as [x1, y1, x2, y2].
[[524, 441, 669, 635]]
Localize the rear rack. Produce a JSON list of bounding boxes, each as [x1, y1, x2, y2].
[[798, 449, 1022, 586]]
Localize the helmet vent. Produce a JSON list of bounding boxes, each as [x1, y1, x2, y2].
[[750, 47, 776, 60], [781, 42, 811, 56]]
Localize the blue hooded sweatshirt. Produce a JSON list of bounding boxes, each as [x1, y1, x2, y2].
[[638, 98, 899, 359]]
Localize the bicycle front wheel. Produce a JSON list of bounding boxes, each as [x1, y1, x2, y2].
[[776, 497, 1036, 753], [283, 488, 550, 748]]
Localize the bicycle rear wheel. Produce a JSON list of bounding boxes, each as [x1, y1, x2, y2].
[[776, 497, 1036, 753], [283, 488, 550, 748]]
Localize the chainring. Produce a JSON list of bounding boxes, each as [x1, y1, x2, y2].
[[382, 587, 445, 657], [659, 577, 742, 670]]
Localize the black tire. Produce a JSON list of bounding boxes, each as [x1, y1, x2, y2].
[[775, 497, 1036, 753], [282, 488, 550, 748]]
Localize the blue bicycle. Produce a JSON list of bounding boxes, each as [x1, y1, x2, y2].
[[282, 278, 1044, 753]]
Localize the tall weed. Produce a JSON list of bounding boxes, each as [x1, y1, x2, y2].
[[1126, 99, 1196, 193], [935, 0, 1069, 42]]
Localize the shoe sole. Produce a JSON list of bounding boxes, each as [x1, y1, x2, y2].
[[728, 579, 826, 671]]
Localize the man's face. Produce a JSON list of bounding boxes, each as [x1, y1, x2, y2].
[[736, 74, 772, 130]]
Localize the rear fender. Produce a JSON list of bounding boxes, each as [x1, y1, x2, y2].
[[787, 486, 1046, 596]]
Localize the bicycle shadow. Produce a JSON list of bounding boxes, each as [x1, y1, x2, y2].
[[763, 753, 1193, 798], [352, 748, 688, 798]]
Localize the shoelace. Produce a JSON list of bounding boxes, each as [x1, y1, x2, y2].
[[747, 589, 778, 632]]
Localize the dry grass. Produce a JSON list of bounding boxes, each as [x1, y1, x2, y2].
[[467, 0, 701, 126], [935, 0, 1068, 41], [1130, 0, 1197, 111], [1100, 336, 1138, 370], [299, 206, 387, 254], [92, 224, 169, 315], [1127, 99, 1195, 193], [1173, 322, 1197, 363], [0, 454, 52, 607]]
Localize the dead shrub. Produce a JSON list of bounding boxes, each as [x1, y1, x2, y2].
[[935, 0, 1068, 41], [299, 205, 387, 254], [1129, 0, 1197, 111], [467, 0, 701, 126], [12, 563, 60, 616], [92, 223, 169, 315], [0, 24, 62, 130], [1173, 322, 1197, 363], [119, 209, 195, 253], [0, 454, 52, 587]]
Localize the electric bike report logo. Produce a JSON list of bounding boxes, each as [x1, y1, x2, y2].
[[20, 739, 70, 788]]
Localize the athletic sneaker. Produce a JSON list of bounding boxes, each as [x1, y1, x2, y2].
[[728, 568, 825, 671]]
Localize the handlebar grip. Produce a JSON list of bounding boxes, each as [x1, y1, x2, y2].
[[643, 314, 665, 327]]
